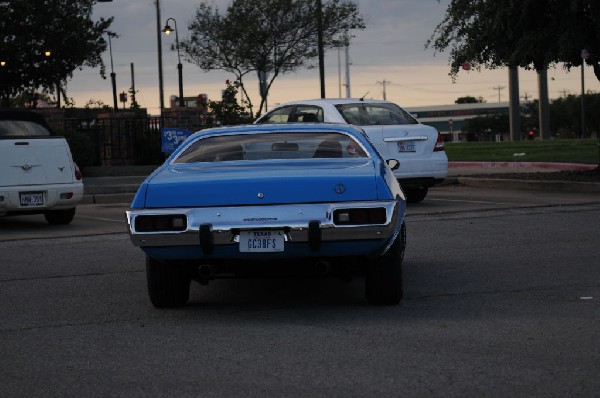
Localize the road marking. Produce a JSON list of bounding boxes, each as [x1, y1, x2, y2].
[[78, 216, 124, 223], [429, 198, 523, 206]]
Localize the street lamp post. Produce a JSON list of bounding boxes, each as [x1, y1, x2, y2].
[[156, 0, 165, 113], [0, 60, 8, 107], [163, 17, 184, 107], [44, 50, 62, 108], [107, 33, 118, 112]]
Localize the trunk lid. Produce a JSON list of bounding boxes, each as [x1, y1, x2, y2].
[[362, 123, 439, 160], [0, 137, 76, 186], [144, 159, 379, 208]]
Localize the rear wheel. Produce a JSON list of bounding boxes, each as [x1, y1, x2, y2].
[[403, 186, 428, 203], [146, 255, 191, 307], [365, 223, 406, 305], [44, 208, 76, 225]]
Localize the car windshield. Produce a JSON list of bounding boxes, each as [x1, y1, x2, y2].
[[0, 120, 51, 137], [173, 131, 368, 164], [335, 103, 418, 126]]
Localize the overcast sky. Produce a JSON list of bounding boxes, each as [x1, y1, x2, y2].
[[66, 0, 598, 114]]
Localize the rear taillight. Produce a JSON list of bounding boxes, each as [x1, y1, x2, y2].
[[333, 208, 387, 225], [433, 131, 445, 152], [135, 215, 187, 232], [74, 163, 82, 180]]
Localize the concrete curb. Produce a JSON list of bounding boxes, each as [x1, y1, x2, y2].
[[449, 161, 598, 171], [80, 193, 135, 205], [455, 177, 600, 193]]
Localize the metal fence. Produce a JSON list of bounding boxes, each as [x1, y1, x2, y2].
[[64, 116, 170, 167]]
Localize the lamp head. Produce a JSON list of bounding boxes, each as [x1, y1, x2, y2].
[[162, 24, 174, 36]]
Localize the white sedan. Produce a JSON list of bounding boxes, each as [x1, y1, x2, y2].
[[255, 99, 448, 202]]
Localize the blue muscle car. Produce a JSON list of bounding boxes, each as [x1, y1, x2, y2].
[[126, 123, 407, 307]]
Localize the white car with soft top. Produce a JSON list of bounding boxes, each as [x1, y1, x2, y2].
[[0, 109, 83, 224]]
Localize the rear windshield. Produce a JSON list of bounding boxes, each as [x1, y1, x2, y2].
[[0, 120, 51, 137], [335, 103, 418, 126], [173, 131, 369, 164]]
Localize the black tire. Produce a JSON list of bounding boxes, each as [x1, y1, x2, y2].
[[44, 208, 76, 225], [365, 222, 406, 305], [404, 186, 428, 203], [146, 255, 191, 308]]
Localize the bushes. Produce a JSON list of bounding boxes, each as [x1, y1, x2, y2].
[[55, 128, 98, 170]]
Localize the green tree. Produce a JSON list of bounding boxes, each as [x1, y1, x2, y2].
[[0, 1, 113, 107], [207, 80, 253, 126], [427, 0, 599, 78], [550, 93, 600, 138], [455, 96, 485, 104], [181, 0, 364, 117]]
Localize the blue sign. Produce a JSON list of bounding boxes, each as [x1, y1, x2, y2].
[[161, 128, 194, 153]]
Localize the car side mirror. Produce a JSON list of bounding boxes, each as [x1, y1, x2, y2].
[[386, 159, 399, 170]]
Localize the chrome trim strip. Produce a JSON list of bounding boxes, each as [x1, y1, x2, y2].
[[383, 136, 429, 142], [126, 201, 401, 247]]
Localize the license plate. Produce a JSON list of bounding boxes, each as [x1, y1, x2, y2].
[[239, 230, 284, 252], [19, 192, 44, 207], [397, 142, 416, 152]]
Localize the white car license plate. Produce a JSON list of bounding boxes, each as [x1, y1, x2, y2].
[[397, 142, 416, 152], [19, 192, 44, 207], [239, 230, 284, 252]]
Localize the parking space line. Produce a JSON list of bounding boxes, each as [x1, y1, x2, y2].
[[78, 216, 125, 223], [428, 198, 523, 206]]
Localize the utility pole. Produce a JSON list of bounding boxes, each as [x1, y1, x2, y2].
[[316, 0, 325, 98], [337, 47, 342, 98], [344, 34, 351, 98], [377, 80, 390, 100], [492, 85, 505, 103], [130, 62, 137, 108], [508, 68, 520, 141], [581, 49, 589, 138]]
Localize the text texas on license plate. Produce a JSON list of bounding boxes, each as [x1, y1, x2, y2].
[[239, 230, 284, 252]]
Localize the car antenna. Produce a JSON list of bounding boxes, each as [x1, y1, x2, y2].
[[359, 92, 369, 101]]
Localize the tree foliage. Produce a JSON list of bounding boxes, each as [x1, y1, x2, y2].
[[427, 0, 600, 80], [0, 0, 113, 106], [206, 80, 253, 126], [462, 94, 600, 140], [455, 95, 485, 104], [180, 0, 365, 116], [550, 93, 600, 138]]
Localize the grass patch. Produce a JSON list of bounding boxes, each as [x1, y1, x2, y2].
[[445, 139, 599, 164]]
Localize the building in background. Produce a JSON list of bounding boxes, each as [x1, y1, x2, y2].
[[406, 102, 510, 142]]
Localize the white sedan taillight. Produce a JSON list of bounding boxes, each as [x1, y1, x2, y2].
[[433, 131, 445, 152]]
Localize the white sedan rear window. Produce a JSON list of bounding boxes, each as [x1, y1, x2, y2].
[[0, 120, 51, 137], [336, 103, 418, 126], [173, 132, 368, 164]]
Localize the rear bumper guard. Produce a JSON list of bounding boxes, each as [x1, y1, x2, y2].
[[126, 201, 404, 250]]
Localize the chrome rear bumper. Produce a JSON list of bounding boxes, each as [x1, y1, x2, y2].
[[126, 200, 404, 251]]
